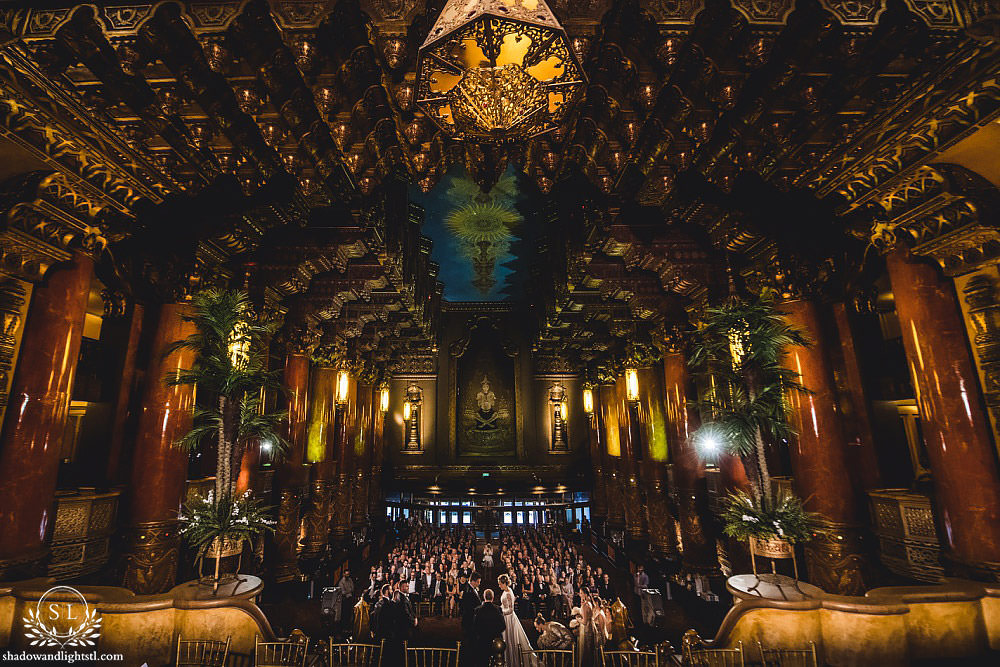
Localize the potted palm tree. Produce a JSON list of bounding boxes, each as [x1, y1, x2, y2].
[[689, 291, 817, 564], [168, 289, 287, 592]]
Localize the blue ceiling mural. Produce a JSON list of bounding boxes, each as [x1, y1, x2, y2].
[[411, 164, 534, 302]]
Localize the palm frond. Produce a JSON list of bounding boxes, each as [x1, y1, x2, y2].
[[234, 395, 290, 456], [174, 407, 223, 451]]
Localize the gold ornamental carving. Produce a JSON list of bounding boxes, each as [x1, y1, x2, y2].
[[623, 476, 646, 540], [300, 480, 332, 557], [868, 163, 1000, 275], [644, 479, 679, 557], [122, 520, 181, 595], [273, 489, 303, 582], [803, 519, 869, 596]]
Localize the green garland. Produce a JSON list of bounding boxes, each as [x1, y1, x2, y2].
[[718, 489, 818, 544]]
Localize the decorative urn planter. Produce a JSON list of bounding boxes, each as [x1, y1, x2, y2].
[[198, 537, 245, 593], [750, 536, 794, 559]]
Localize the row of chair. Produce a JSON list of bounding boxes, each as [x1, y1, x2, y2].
[[176, 635, 817, 666], [684, 640, 818, 666]]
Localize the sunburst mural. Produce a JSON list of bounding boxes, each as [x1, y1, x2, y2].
[[411, 165, 533, 301]]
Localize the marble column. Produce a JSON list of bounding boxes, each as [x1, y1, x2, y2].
[[887, 248, 1000, 580], [351, 383, 372, 530], [0, 253, 93, 580], [301, 366, 336, 558], [782, 297, 869, 595], [616, 375, 647, 541], [273, 351, 311, 581], [102, 299, 144, 486], [370, 387, 386, 524], [831, 302, 883, 491], [638, 367, 678, 556], [331, 373, 356, 542], [599, 384, 625, 532], [122, 301, 197, 594], [586, 387, 608, 528], [663, 351, 717, 573]]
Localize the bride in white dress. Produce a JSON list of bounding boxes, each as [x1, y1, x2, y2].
[[498, 574, 538, 667]]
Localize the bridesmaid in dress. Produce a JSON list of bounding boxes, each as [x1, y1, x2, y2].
[[575, 588, 597, 667]]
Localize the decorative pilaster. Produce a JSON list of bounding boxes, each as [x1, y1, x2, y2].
[[962, 275, 1000, 445]]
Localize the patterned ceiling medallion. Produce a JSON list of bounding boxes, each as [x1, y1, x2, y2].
[[416, 0, 587, 143]]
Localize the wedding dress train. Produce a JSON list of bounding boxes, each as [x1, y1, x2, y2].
[[501, 589, 538, 667]]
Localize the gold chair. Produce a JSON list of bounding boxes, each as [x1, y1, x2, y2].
[[404, 641, 460, 667], [684, 641, 744, 667], [330, 639, 384, 666], [255, 635, 310, 667], [525, 647, 574, 667], [757, 641, 818, 667], [600, 646, 659, 667], [176, 635, 230, 667]]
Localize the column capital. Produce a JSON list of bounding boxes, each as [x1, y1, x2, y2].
[[744, 251, 837, 302], [869, 163, 1000, 275], [278, 320, 321, 356]]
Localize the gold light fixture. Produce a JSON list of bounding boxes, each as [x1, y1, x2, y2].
[[336, 370, 350, 404], [403, 400, 412, 421], [728, 322, 749, 369], [416, 0, 586, 142], [625, 368, 640, 403], [582, 386, 594, 415], [379, 385, 390, 413], [227, 321, 250, 370]]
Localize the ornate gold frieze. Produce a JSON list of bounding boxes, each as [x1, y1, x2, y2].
[[122, 519, 180, 595], [810, 45, 1000, 206], [0, 42, 175, 207], [868, 163, 1000, 275]]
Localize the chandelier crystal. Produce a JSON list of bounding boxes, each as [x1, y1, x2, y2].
[[416, 0, 586, 142]]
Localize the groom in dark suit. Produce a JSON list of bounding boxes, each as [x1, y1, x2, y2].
[[473, 589, 506, 666], [459, 572, 482, 666]]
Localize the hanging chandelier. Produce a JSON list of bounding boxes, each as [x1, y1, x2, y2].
[[416, 0, 586, 143]]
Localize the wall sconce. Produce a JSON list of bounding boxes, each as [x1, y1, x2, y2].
[[625, 368, 640, 402], [582, 386, 594, 415], [336, 369, 350, 404], [379, 385, 390, 413], [403, 400, 411, 421]]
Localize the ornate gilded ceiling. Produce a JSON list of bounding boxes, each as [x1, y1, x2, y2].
[[0, 0, 996, 376]]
